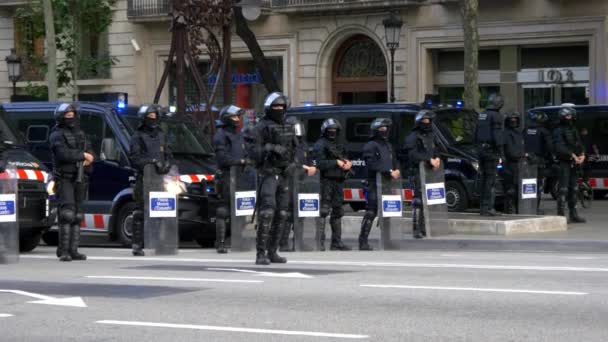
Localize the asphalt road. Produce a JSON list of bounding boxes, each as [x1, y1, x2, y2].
[[2, 247, 608, 341]]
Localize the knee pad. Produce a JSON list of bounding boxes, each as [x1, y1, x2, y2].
[[59, 207, 76, 224], [277, 210, 289, 221], [320, 206, 330, 218], [216, 206, 229, 219], [133, 209, 144, 221], [75, 212, 84, 225], [331, 207, 344, 219], [364, 210, 377, 220], [412, 198, 423, 209], [260, 208, 275, 220]]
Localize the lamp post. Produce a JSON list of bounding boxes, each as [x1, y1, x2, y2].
[[383, 12, 403, 103], [5, 49, 22, 99]]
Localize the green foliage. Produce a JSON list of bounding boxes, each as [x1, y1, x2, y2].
[[14, 0, 117, 98]]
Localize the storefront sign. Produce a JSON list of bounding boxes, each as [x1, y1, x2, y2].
[[538, 69, 575, 83]]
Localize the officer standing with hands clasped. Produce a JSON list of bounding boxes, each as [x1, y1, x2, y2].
[[312, 118, 352, 251], [524, 111, 553, 214], [502, 112, 526, 214], [553, 107, 586, 223], [358, 118, 400, 250], [248, 92, 297, 265], [474, 93, 505, 216], [404, 110, 442, 239], [49, 103, 94, 262], [213, 105, 250, 254], [129, 104, 173, 256]]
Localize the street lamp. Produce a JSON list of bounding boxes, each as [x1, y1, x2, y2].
[[383, 12, 403, 103], [5, 48, 22, 98]]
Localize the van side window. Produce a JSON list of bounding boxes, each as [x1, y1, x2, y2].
[[26, 125, 49, 143], [307, 119, 324, 143], [346, 117, 374, 142], [79, 112, 126, 164]]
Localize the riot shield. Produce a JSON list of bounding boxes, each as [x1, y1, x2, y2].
[[229, 165, 257, 251], [0, 168, 19, 264], [518, 159, 538, 215], [143, 164, 179, 255], [420, 162, 450, 237], [292, 170, 321, 251], [376, 172, 404, 250]]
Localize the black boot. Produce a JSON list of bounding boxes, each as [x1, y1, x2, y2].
[[317, 218, 326, 251], [267, 211, 288, 263], [256, 251, 270, 265], [255, 212, 272, 265], [358, 217, 374, 251], [215, 218, 228, 254], [480, 208, 502, 216], [330, 217, 351, 251], [69, 223, 87, 260], [279, 221, 293, 252], [412, 208, 424, 239], [131, 213, 145, 256], [557, 195, 566, 217], [568, 207, 586, 224], [58, 224, 72, 262]]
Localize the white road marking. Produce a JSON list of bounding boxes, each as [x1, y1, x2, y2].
[[206, 268, 313, 279], [86, 276, 263, 283], [361, 284, 587, 296], [564, 256, 597, 260], [0, 289, 87, 307], [96, 320, 369, 339], [0, 314, 14, 318], [440, 254, 463, 257], [22, 255, 608, 273]]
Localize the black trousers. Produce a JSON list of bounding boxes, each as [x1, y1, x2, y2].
[[557, 161, 578, 209], [55, 175, 87, 219], [320, 178, 345, 219], [478, 149, 499, 212]]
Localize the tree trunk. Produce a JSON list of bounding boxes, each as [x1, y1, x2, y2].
[[71, 1, 80, 101], [43, 0, 57, 101], [233, 7, 281, 93], [461, 0, 480, 111]]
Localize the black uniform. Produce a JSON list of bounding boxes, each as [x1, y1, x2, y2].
[[553, 107, 586, 223], [129, 104, 172, 256], [248, 92, 297, 265], [49, 103, 93, 262], [212, 105, 249, 254], [313, 118, 351, 251], [524, 111, 553, 214], [502, 113, 526, 214], [404, 110, 441, 239], [474, 93, 505, 216], [358, 118, 399, 250]]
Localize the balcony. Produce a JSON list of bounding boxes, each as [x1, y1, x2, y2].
[[270, 0, 457, 14], [127, 0, 271, 21], [0, 0, 27, 6]]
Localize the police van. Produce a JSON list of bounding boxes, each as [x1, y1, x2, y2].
[[0, 109, 50, 251], [1, 102, 219, 247], [528, 104, 608, 199], [286, 103, 482, 211]]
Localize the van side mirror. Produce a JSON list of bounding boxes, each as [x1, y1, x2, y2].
[[101, 138, 118, 161]]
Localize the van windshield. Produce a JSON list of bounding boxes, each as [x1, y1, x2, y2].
[[0, 110, 23, 144], [435, 109, 478, 146], [124, 117, 213, 156]]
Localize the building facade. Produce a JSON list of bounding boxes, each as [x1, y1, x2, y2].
[[1, 0, 607, 113]]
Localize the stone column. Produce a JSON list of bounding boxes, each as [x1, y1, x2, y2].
[[499, 45, 519, 112]]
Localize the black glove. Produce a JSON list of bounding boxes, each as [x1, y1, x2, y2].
[[273, 145, 288, 155], [161, 161, 172, 175], [155, 160, 166, 174]]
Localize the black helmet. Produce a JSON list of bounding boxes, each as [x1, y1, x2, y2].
[[54, 103, 78, 126], [558, 107, 576, 120], [138, 104, 161, 129], [505, 111, 520, 128], [415, 110, 436, 124], [370, 118, 392, 138], [486, 93, 505, 111], [219, 105, 243, 128], [320, 118, 341, 140], [286, 116, 305, 137], [263, 92, 289, 123], [528, 111, 548, 124]]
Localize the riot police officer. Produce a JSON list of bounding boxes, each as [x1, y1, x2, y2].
[[129, 104, 173, 256], [502, 112, 526, 214], [474, 93, 505, 216], [524, 111, 553, 214], [312, 118, 352, 251], [248, 92, 297, 265], [403, 110, 442, 239], [358, 118, 400, 250], [279, 116, 317, 252], [212, 105, 251, 254], [49, 103, 94, 262], [553, 107, 586, 223]]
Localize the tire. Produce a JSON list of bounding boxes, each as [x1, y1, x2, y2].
[[349, 202, 366, 212], [594, 191, 607, 200], [42, 231, 58, 246], [115, 202, 136, 247], [20, 232, 41, 252], [195, 237, 215, 248], [445, 180, 468, 212]]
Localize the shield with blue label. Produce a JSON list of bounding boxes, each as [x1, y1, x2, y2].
[[420, 162, 449, 237], [0, 168, 19, 263], [143, 164, 179, 255], [376, 172, 404, 250], [518, 159, 538, 215], [230, 165, 258, 251], [292, 170, 321, 251]]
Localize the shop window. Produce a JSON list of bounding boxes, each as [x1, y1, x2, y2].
[[438, 86, 500, 109], [437, 50, 499, 72], [520, 46, 588, 69], [13, 18, 45, 81]]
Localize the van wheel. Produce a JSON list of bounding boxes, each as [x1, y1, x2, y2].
[[116, 202, 136, 247], [42, 231, 58, 246], [446, 180, 468, 212], [20, 233, 41, 252]]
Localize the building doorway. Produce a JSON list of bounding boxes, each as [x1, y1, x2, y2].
[[332, 35, 387, 104], [522, 84, 589, 111]]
